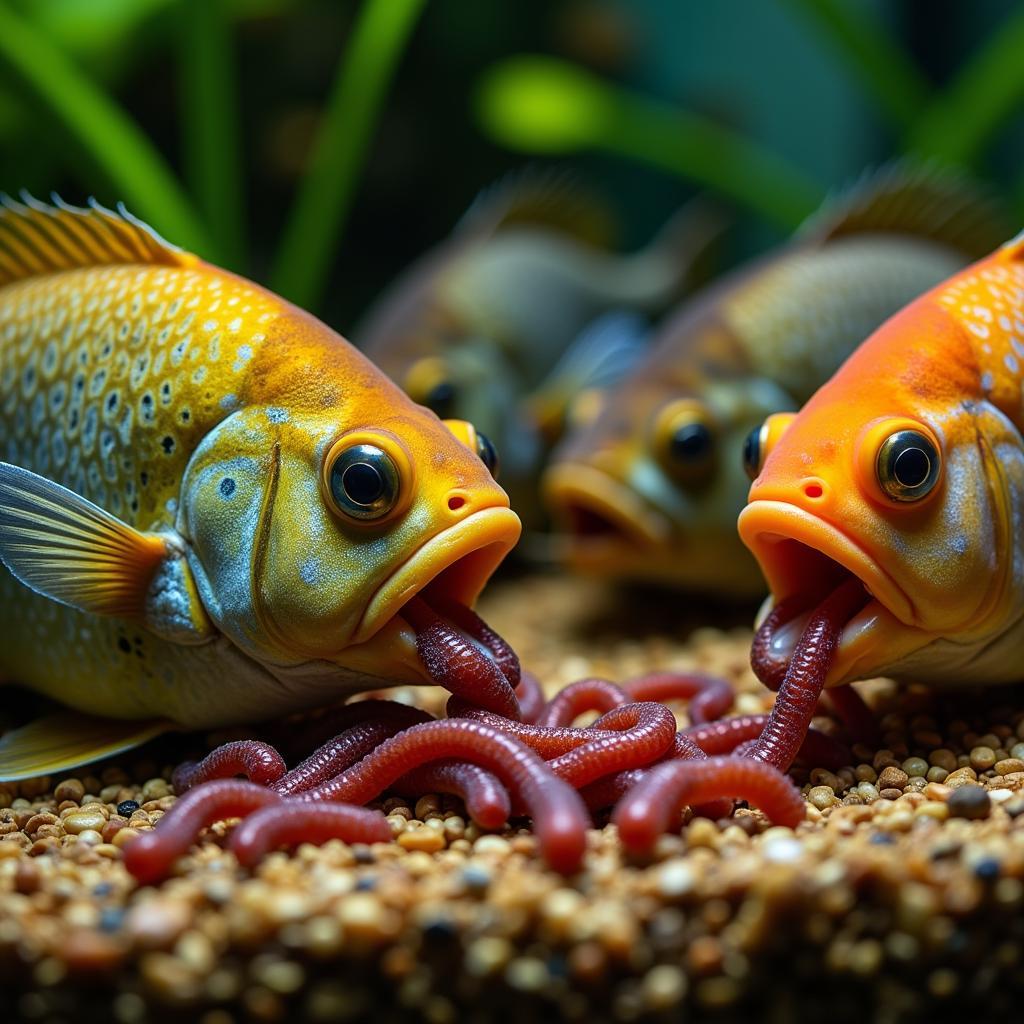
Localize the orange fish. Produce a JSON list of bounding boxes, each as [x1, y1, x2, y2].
[[739, 230, 1024, 689], [0, 196, 519, 779]]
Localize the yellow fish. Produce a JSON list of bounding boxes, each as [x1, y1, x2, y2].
[[543, 164, 1009, 597], [0, 196, 520, 779]]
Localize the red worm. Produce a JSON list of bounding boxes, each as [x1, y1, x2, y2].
[[274, 699, 433, 759], [534, 678, 629, 727], [171, 741, 286, 792], [228, 803, 392, 866], [425, 594, 521, 689], [544, 703, 677, 787], [682, 715, 849, 769], [273, 706, 433, 795], [623, 671, 735, 724], [298, 718, 589, 874], [405, 598, 521, 721], [447, 700, 596, 758], [395, 761, 511, 829], [748, 579, 867, 772], [515, 671, 547, 725], [749, 594, 817, 692], [123, 780, 282, 885], [613, 756, 805, 854]]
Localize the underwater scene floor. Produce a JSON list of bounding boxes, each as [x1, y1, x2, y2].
[[2, 573, 1024, 1023]]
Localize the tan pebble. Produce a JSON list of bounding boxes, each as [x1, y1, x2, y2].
[[63, 809, 108, 835], [0, 841, 23, 859], [877, 766, 909, 789], [995, 758, 1024, 776], [141, 778, 171, 801], [945, 767, 978, 788], [687, 818, 719, 848], [473, 835, 511, 856], [336, 893, 395, 942], [414, 795, 441, 819], [642, 964, 687, 1010], [24, 812, 58, 835], [398, 828, 445, 853], [969, 746, 997, 771], [929, 749, 958, 771], [465, 937, 513, 977], [916, 801, 948, 821], [125, 898, 192, 949], [924, 782, 952, 801], [112, 827, 141, 849], [386, 815, 408, 837], [926, 766, 949, 783], [257, 959, 306, 995], [807, 786, 837, 810], [53, 779, 85, 803], [688, 935, 724, 975], [505, 956, 549, 992]]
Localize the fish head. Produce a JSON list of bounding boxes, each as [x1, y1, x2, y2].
[[739, 298, 1021, 686], [542, 323, 793, 597], [178, 374, 520, 688]]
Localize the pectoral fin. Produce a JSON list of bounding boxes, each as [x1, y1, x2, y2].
[[0, 463, 214, 642], [0, 711, 173, 782]]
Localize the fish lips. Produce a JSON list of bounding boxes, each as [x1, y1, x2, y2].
[[738, 499, 933, 687], [337, 506, 521, 683], [543, 463, 672, 567]]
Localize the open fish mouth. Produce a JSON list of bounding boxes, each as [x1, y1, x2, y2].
[[542, 463, 671, 566], [738, 500, 931, 686], [338, 507, 521, 683]]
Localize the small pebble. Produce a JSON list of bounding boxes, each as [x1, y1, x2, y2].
[[946, 785, 991, 820]]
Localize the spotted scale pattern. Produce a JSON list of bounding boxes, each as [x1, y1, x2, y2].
[[0, 260, 285, 717]]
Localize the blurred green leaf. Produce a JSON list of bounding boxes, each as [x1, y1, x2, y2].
[[271, 0, 425, 309], [784, 0, 930, 130], [908, 5, 1024, 166], [0, 2, 213, 256], [476, 56, 825, 231], [180, 0, 246, 269]]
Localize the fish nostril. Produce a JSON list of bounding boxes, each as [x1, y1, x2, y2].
[[447, 493, 467, 512], [802, 479, 825, 500]]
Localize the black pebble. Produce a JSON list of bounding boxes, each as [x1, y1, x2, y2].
[[947, 784, 991, 820], [116, 799, 140, 817]]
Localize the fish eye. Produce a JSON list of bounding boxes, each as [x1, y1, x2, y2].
[[876, 429, 941, 502], [424, 379, 458, 420], [475, 431, 499, 479], [325, 443, 401, 521], [653, 401, 717, 483], [742, 422, 769, 481]]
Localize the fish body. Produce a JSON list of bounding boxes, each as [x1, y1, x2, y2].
[[357, 177, 725, 514], [544, 164, 1010, 597], [0, 198, 519, 767], [739, 230, 1024, 688]]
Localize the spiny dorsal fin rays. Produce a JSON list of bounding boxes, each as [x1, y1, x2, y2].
[[0, 192, 190, 289], [797, 159, 1012, 260]]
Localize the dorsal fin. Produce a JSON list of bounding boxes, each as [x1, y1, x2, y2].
[[0, 193, 191, 289], [455, 169, 616, 249], [797, 160, 1011, 260]]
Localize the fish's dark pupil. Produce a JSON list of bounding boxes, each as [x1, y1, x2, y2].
[[476, 432, 498, 476], [426, 380, 457, 418], [670, 422, 712, 462], [742, 428, 759, 473], [893, 446, 930, 487], [342, 462, 385, 506], [219, 477, 236, 498]]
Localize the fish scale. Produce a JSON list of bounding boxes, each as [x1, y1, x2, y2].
[[0, 199, 520, 779]]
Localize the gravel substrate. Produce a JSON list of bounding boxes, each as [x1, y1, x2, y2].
[[3, 573, 1024, 1023]]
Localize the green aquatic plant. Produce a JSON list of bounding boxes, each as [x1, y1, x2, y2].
[[0, 1, 213, 257], [783, 0, 930, 131], [475, 55, 824, 231], [179, 0, 246, 268], [270, 0, 425, 308], [908, 5, 1024, 168]]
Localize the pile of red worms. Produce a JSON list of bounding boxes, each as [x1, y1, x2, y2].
[[124, 586, 871, 884]]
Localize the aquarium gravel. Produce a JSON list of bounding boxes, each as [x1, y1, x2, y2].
[[2, 575, 1024, 1023]]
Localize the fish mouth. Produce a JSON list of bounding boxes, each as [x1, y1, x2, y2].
[[738, 500, 932, 686], [337, 506, 521, 683], [542, 463, 671, 567]]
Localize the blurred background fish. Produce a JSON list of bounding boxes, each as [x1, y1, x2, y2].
[[543, 163, 1011, 596], [356, 176, 726, 518]]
